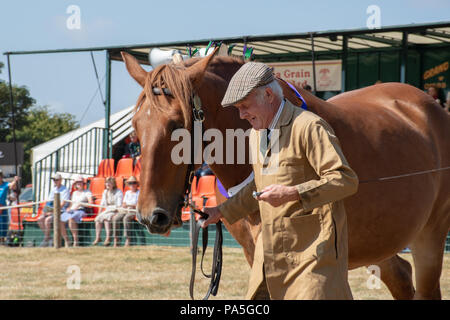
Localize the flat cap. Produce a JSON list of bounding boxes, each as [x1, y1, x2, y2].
[[222, 62, 275, 107]]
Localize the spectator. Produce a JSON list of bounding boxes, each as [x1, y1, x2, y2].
[[0, 171, 19, 245], [37, 173, 70, 247], [427, 86, 444, 107], [444, 91, 450, 113], [112, 176, 139, 247], [124, 131, 141, 164], [60, 175, 93, 247], [374, 80, 382, 84], [92, 177, 123, 246]]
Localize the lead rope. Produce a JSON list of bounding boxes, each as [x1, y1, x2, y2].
[[189, 205, 223, 300], [179, 92, 223, 300]]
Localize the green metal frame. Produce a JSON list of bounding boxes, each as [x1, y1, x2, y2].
[[32, 127, 112, 204]]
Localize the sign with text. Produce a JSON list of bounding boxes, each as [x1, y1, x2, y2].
[[269, 60, 342, 91]]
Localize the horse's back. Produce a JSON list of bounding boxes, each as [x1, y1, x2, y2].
[[316, 83, 450, 266]]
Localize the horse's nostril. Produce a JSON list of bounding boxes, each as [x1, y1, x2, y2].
[[150, 208, 170, 227]]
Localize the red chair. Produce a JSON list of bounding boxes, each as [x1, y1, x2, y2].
[[90, 177, 105, 200], [115, 177, 125, 192], [181, 176, 216, 221], [9, 207, 28, 231], [25, 202, 46, 222], [196, 175, 216, 199], [97, 159, 115, 177], [133, 158, 141, 180], [115, 158, 133, 178], [82, 198, 102, 222]]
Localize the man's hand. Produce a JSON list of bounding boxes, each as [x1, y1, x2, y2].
[[257, 184, 300, 207], [201, 206, 223, 228]]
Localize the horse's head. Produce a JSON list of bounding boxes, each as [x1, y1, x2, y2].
[[121, 50, 217, 234]]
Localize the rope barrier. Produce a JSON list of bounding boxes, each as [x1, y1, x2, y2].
[[0, 199, 137, 213], [359, 166, 450, 184], [0, 200, 49, 210], [64, 200, 138, 213]]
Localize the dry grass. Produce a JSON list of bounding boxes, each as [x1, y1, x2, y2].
[[0, 246, 448, 300]]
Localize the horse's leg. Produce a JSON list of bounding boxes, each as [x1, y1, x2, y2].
[[221, 218, 256, 266], [215, 185, 259, 266], [377, 255, 415, 300], [409, 220, 448, 300]]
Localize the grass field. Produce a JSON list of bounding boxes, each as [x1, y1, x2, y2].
[[0, 246, 448, 300]]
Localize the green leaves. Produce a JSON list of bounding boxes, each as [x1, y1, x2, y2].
[[0, 63, 79, 183]]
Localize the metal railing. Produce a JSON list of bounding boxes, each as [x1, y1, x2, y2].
[[33, 127, 112, 203]]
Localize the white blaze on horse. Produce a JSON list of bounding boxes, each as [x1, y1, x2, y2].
[[121, 49, 450, 300]]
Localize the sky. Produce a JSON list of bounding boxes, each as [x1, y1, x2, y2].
[[1, 0, 449, 127]]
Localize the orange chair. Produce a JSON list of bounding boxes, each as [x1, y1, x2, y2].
[[82, 198, 102, 222], [133, 158, 141, 179], [8, 207, 28, 231], [196, 175, 216, 199], [115, 158, 133, 178], [24, 202, 46, 222], [115, 177, 125, 192], [90, 177, 105, 200], [97, 159, 115, 177], [181, 176, 217, 221]]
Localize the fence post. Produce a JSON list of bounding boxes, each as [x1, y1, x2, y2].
[[53, 192, 61, 249]]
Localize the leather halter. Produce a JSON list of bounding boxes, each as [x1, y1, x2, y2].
[[152, 85, 223, 300]]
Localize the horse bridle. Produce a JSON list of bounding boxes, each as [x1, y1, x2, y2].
[[152, 85, 223, 300]]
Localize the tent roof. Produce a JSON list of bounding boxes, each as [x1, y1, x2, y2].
[[31, 105, 134, 164], [5, 21, 450, 64]]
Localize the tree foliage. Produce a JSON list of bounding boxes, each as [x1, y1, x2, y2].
[[0, 63, 79, 184]]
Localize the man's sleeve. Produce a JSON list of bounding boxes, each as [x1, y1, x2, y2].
[[295, 119, 359, 212], [217, 178, 259, 225]]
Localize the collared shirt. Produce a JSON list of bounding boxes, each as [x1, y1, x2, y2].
[[268, 99, 286, 138], [48, 185, 70, 202], [260, 99, 285, 154]]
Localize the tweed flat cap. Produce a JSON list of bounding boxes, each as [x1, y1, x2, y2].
[[222, 62, 275, 107]]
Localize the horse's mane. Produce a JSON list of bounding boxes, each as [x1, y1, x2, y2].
[[135, 55, 244, 128]]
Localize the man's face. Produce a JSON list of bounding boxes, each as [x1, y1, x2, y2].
[[234, 87, 277, 130], [53, 179, 62, 187]]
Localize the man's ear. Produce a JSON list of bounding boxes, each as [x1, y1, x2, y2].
[[185, 47, 219, 90], [121, 51, 147, 87]]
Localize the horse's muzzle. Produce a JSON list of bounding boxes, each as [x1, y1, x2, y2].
[[138, 207, 171, 234]]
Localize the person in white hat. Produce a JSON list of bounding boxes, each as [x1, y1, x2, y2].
[[37, 173, 70, 247], [60, 175, 93, 247], [111, 176, 140, 247]]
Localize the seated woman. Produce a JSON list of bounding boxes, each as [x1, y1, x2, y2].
[[60, 175, 93, 247], [92, 177, 123, 246], [112, 176, 139, 247]]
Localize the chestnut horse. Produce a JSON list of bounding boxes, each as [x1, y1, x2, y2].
[[121, 50, 450, 300]]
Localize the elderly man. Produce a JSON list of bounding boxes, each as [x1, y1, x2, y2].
[[37, 173, 70, 247], [202, 62, 359, 300]]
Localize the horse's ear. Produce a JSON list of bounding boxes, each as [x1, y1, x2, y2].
[[121, 51, 147, 87], [186, 47, 219, 90]]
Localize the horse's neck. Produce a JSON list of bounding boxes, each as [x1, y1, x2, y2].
[[198, 62, 253, 190]]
